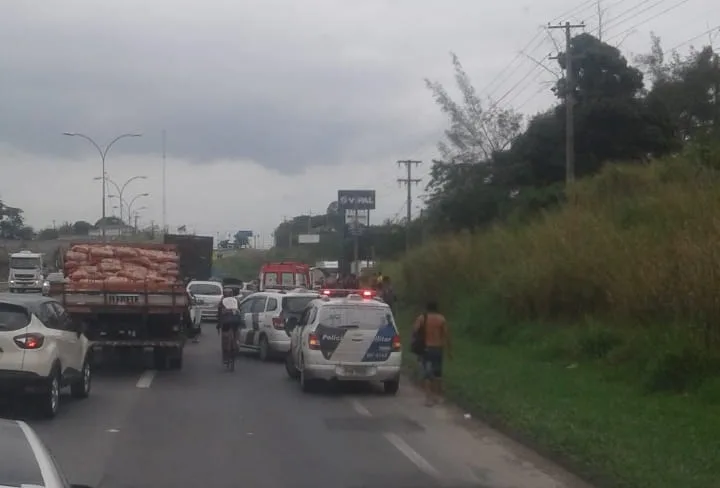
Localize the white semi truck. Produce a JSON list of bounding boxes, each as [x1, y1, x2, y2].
[[8, 250, 45, 293]]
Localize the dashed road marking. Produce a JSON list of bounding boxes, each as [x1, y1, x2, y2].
[[136, 370, 157, 388], [350, 399, 372, 417], [384, 432, 441, 479], [348, 399, 440, 479]]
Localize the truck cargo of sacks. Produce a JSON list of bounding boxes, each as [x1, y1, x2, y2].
[[64, 244, 180, 289]]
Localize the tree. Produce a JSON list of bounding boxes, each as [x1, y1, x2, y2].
[[95, 216, 124, 227], [37, 228, 59, 240], [423, 54, 524, 231], [72, 220, 93, 235], [645, 42, 720, 142], [425, 53, 523, 164], [0, 200, 26, 239]]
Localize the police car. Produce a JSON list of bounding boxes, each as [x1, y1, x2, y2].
[[284, 293, 401, 394], [236, 288, 320, 361]]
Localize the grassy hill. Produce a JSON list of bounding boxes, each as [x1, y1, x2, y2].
[[387, 153, 720, 488]]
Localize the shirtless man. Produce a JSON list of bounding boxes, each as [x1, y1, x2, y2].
[[413, 300, 452, 406]]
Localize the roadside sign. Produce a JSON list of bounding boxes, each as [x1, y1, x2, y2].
[[337, 190, 376, 210]]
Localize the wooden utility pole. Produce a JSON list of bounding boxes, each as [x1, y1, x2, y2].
[[397, 160, 421, 252], [549, 21, 584, 185]]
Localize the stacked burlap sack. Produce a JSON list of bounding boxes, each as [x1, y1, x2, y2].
[[64, 244, 180, 289]]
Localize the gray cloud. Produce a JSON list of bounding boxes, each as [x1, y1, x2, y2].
[[0, 0, 446, 171], [0, 0, 710, 176]]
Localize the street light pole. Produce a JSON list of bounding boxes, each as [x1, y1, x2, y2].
[[93, 174, 147, 222], [127, 193, 150, 219], [64, 132, 142, 240]]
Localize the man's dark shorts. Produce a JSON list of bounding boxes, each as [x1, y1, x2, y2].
[[422, 346, 443, 379]]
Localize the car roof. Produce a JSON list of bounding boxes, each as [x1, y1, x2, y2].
[[0, 419, 45, 486], [0, 293, 56, 315], [187, 280, 222, 286]]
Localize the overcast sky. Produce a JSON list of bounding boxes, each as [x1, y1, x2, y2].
[[0, 0, 715, 242]]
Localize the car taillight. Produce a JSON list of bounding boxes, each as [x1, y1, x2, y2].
[[14, 333, 45, 350], [321, 289, 331, 296], [272, 313, 285, 330], [361, 289, 374, 298], [391, 334, 401, 352], [308, 333, 320, 350]]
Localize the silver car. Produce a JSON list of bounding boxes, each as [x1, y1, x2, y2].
[[0, 418, 92, 488]]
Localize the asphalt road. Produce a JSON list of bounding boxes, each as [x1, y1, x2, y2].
[[0, 324, 591, 488]]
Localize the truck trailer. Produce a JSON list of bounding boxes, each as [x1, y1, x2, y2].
[[49, 242, 188, 370]]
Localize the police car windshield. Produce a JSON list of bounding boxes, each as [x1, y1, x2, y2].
[[318, 305, 394, 330]]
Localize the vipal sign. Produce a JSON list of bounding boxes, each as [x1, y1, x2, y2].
[[337, 190, 376, 210]]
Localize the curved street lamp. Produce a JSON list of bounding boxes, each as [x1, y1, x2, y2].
[[93, 174, 147, 222], [127, 193, 150, 218], [63, 132, 142, 239]]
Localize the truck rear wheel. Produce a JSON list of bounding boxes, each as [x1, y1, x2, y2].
[[169, 351, 183, 370]]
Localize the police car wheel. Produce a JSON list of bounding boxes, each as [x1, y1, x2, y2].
[[383, 379, 400, 395], [258, 336, 270, 361], [299, 360, 316, 393], [285, 353, 300, 380]]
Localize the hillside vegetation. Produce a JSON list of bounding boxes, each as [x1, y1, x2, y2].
[[388, 154, 720, 488]]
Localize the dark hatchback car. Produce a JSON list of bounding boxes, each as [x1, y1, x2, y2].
[[0, 417, 92, 488]]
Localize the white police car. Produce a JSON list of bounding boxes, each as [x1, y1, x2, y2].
[[284, 293, 401, 394]]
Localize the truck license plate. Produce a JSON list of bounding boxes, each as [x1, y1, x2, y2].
[[109, 294, 141, 305]]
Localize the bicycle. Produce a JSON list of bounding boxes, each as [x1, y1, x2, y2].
[[220, 329, 238, 371]]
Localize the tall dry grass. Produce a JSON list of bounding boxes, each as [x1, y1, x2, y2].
[[398, 157, 720, 336]]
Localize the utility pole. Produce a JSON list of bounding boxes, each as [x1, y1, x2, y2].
[[549, 21, 584, 185], [162, 129, 167, 234], [397, 160, 422, 252]]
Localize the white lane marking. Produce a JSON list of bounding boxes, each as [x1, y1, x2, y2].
[[351, 399, 372, 417], [349, 399, 440, 479], [384, 432, 441, 479], [135, 370, 157, 388]]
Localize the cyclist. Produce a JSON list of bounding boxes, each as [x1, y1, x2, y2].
[[217, 288, 241, 361]]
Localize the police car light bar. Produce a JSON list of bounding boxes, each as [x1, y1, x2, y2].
[[320, 289, 376, 297]]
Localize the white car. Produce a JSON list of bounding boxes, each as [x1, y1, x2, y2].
[[284, 293, 402, 394], [187, 280, 224, 322], [0, 418, 93, 488], [236, 289, 320, 361], [0, 293, 92, 418]]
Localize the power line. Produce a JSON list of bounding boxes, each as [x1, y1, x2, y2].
[[670, 25, 720, 50], [603, 0, 661, 31], [605, 0, 693, 41], [481, 0, 600, 98]]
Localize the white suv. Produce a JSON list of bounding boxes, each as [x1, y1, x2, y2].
[[236, 289, 320, 361], [284, 293, 402, 394], [0, 294, 92, 418]]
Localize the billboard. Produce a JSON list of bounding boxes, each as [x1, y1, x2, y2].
[[344, 210, 369, 226], [337, 190, 376, 210], [298, 234, 320, 244]]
